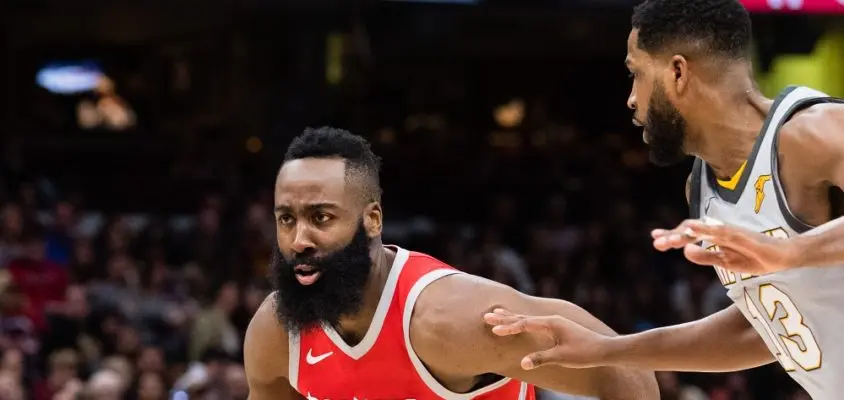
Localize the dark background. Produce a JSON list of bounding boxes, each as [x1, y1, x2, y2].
[[0, 1, 838, 399]]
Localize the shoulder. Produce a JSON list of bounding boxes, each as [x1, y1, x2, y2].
[[395, 250, 455, 291], [778, 102, 844, 181], [407, 273, 514, 376], [404, 250, 451, 269], [244, 293, 289, 384], [779, 102, 844, 146]]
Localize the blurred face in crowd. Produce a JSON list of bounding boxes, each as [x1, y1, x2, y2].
[[86, 370, 123, 400], [625, 29, 689, 166], [0, 372, 23, 400], [216, 282, 240, 313], [136, 347, 164, 374], [74, 238, 95, 265], [272, 158, 381, 333], [137, 372, 165, 400], [0, 204, 23, 237], [55, 201, 75, 231], [1, 349, 23, 379]]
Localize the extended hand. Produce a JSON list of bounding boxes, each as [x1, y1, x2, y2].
[[651, 218, 715, 252], [653, 218, 798, 274], [483, 309, 613, 370]]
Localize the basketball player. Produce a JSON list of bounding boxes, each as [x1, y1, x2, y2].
[[483, 0, 844, 398], [244, 127, 658, 399]]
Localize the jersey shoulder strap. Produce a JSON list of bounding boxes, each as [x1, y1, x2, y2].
[[689, 157, 704, 218]]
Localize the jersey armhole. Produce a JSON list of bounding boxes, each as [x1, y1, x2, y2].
[[689, 158, 703, 218], [288, 331, 300, 391], [401, 269, 528, 399], [770, 96, 844, 233]]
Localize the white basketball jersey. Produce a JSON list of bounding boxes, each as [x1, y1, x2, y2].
[[690, 86, 844, 400]]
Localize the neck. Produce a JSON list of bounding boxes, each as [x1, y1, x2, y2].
[[335, 243, 393, 344], [689, 82, 771, 179]]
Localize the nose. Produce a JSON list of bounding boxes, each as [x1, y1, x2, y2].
[[290, 224, 316, 255], [627, 91, 637, 111]]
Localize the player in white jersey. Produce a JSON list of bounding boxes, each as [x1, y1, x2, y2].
[[481, 0, 844, 399]]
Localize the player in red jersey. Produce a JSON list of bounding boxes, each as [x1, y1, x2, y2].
[[244, 127, 658, 400]]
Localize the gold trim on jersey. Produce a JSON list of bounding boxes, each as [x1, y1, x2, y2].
[[754, 175, 772, 214], [716, 160, 748, 190]]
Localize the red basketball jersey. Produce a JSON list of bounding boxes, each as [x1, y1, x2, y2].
[[288, 246, 535, 400]]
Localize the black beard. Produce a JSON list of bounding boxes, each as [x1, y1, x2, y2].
[[645, 82, 688, 167], [270, 221, 373, 335]]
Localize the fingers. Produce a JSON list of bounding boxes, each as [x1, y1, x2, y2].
[[684, 220, 728, 242], [650, 229, 669, 239], [683, 244, 755, 273], [484, 311, 524, 334], [653, 218, 750, 252], [652, 219, 708, 251], [653, 234, 695, 251], [682, 244, 725, 266], [484, 308, 528, 337], [684, 219, 755, 251], [484, 312, 556, 337], [491, 322, 529, 336], [492, 308, 514, 316], [521, 349, 559, 370]]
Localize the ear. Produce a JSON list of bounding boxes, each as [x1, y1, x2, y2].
[[667, 54, 690, 96], [363, 202, 383, 238]]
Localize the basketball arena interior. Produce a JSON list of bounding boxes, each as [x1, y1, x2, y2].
[[2, 0, 844, 398]]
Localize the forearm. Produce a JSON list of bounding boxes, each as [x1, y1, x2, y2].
[[522, 297, 659, 398], [790, 216, 844, 267], [603, 305, 774, 372]]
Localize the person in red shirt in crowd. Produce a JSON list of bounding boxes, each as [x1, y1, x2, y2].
[[6, 226, 68, 334]]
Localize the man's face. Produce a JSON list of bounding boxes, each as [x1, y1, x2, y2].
[[271, 158, 376, 334], [625, 29, 689, 166]]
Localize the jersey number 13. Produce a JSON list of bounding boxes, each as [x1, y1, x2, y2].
[[743, 284, 823, 371]]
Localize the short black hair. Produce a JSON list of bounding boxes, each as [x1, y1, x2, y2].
[[283, 127, 382, 202], [631, 0, 752, 60]]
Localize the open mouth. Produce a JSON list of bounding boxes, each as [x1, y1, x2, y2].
[[294, 264, 323, 286]]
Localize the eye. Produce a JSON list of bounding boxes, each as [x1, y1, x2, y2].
[[628, 71, 636, 79], [278, 214, 294, 225], [312, 212, 332, 225]]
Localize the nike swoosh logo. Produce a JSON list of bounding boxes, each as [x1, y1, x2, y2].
[[306, 349, 333, 365]]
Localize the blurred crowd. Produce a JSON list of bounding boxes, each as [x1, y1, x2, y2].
[[3, 1, 835, 397], [0, 111, 815, 400], [0, 192, 256, 400]]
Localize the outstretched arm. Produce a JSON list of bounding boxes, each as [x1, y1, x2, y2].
[[410, 274, 659, 399], [486, 304, 773, 373], [601, 304, 774, 371]]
